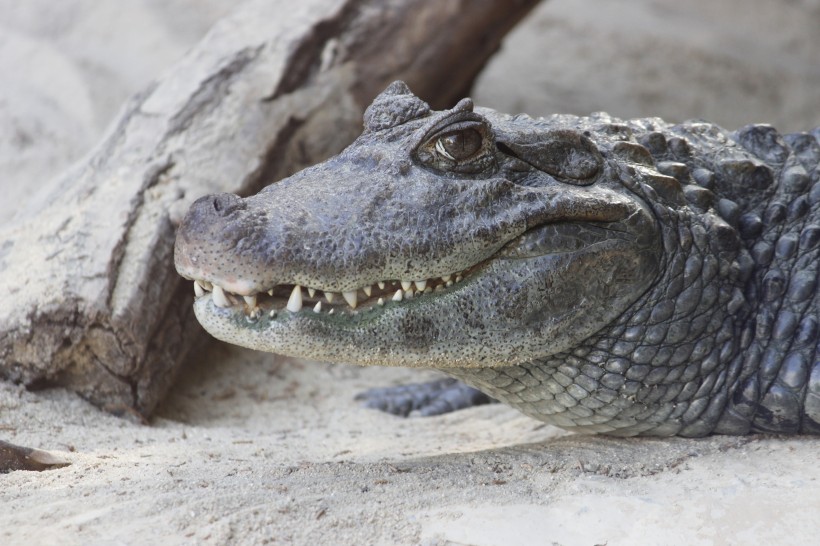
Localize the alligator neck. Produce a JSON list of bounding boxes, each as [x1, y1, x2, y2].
[[449, 123, 820, 436], [447, 198, 748, 436]]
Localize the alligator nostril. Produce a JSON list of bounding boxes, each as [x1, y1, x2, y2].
[[208, 193, 241, 216], [213, 193, 234, 212]]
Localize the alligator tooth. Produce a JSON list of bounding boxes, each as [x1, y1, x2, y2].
[[441, 275, 451, 283], [268, 289, 274, 296], [243, 295, 257, 308], [414, 280, 427, 291], [194, 282, 205, 298], [392, 289, 403, 302], [434, 285, 445, 293], [455, 275, 463, 283], [195, 279, 211, 292], [212, 285, 231, 308], [269, 309, 277, 319], [445, 280, 453, 287], [423, 287, 432, 294], [324, 291, 335, 303], [377, 281, 385, 290], [307, 287, 316, 298], [313, 301, 322, 313], [405, 290, 414, 299], [287, 285, 303, 312], [342, 290, 358, 308], [401, 280, 412, 291], [363, 285, 372, 297], [328, 308, 334, 315], [377, 297, 384, 306]]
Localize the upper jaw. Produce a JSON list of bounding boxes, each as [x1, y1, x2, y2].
[[175, 169, 637, 292], [177, 190, 641, 325]]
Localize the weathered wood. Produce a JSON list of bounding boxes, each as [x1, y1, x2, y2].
[[0, 0, 539, 416], [0, 440, 70, 473]]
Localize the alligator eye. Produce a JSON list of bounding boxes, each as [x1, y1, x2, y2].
[[435, 129, 483, 161], [416, 119, 496, 175]]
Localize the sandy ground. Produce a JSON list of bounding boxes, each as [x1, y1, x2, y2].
[[3, 344, 819, 545], [2, 1, 819, 544]]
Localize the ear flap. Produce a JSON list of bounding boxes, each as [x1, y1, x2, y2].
[[363, 81, 431, 132], [497, 129, 603, 182]]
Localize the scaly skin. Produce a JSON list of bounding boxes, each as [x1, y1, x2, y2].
[[175, 81, 820, 436]]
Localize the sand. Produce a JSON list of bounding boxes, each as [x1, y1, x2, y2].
[[2, 1, 819, 544], [3, 345, 818, 545]]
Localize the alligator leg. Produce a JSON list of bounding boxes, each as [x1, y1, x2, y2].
[[356, 378, 495, 417]]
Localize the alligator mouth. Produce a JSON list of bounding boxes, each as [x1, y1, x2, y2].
[[189, 263, 481, 321]]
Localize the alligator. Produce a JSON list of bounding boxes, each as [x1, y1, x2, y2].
[[174, 81, 820, 437]]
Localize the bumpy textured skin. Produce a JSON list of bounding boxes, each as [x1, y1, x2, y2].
[[453, 122, 820, 436], [175, 82, 820, 437]]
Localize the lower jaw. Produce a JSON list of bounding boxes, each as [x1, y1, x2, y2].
[[192, 296, 517, 369]]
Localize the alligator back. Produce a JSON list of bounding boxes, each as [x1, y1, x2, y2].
[[662, 122, 820, 434]]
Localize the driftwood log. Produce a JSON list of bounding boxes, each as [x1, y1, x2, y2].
[[0, 0, 538, 417], [0, 440, 70, 473]]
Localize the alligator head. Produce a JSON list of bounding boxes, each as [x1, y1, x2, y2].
[[174, 81, 662, 369]]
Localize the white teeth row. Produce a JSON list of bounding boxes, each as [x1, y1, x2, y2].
[[193, 271, 469, 314]]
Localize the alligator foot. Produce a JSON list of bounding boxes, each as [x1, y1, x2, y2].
[[0, 440, 71, 473], [355, 377, 495, 417]]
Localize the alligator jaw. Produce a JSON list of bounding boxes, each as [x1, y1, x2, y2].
[[175, 182, 660, 369], [182, 213, 640, 321], [183, 208, 660, 370]]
